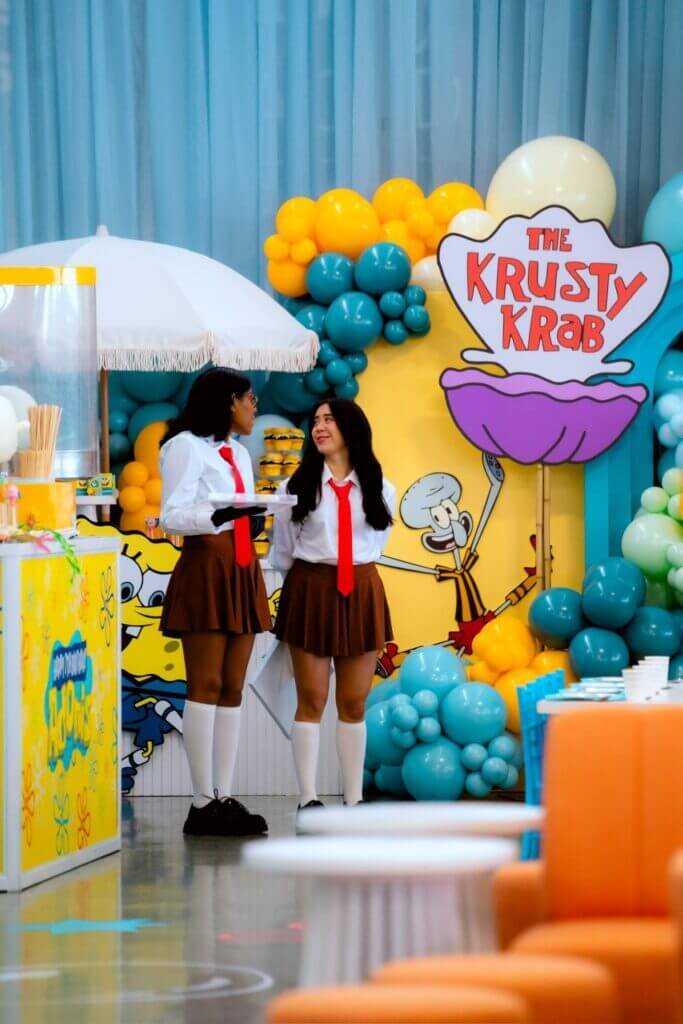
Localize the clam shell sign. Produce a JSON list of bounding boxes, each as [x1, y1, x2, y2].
[[438, 206, 671, 464]]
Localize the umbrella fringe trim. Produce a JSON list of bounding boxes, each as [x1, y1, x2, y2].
[[98, 335, 319, 374]]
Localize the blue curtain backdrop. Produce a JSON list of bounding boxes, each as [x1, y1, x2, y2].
[[0, 0, 681, 286]]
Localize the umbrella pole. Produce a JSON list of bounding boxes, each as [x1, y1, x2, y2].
[[543, 464, 552, 590], [535, 464, 544, 592], [99, 368, 111, 523]]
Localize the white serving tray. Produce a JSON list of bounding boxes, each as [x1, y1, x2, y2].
[[207, 492, 297, 509]]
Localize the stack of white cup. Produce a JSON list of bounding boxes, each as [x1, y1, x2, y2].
[[621, 657, 669, 702]]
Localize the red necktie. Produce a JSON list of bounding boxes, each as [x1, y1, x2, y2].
[[328, 480, 354, 596], [219, 445, 252, 568]]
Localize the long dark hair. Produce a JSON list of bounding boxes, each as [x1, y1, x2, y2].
[[162, 367, 251, 445], [288, 399, 392, 530]]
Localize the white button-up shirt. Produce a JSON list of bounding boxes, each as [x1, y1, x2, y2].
[[270, 463, 395, 572], [159, 431, 255, 536]]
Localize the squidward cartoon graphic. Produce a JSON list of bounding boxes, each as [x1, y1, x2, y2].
[[376, 452, 537, 678]]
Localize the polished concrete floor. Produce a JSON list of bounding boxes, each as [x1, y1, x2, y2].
[[0, 796, 323, 1024]]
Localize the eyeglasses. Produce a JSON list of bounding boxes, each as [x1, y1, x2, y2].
[[245, 391, 258, 406]]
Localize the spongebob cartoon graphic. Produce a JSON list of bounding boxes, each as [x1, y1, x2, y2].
[[79, 520, 186, 793]]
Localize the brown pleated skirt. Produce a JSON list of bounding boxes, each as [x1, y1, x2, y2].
[[160, 531, 272, 638], [273, 559, 394, 657]]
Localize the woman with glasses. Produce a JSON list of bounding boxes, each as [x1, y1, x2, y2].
[[159, 367, 271, 838]]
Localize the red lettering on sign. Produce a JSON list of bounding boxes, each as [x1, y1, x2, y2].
[[559, 262, 590, 302], [588, 262, 617, 312], [501, 305, 527, 350], [557, 314, 582, 350], [607, 272, 647, 320], [559, 228, 572, 252], [526, 227, 544, 250], [528, 261, 559, 300], [467, 252, 494, 303], [582, 315, 605, 352], [528, 306, 559, 351], [496, 258, 530, 302]]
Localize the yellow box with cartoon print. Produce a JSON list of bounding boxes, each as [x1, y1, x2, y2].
[[0, 535, 120, 890]]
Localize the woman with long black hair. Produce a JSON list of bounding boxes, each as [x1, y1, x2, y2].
[[159, 367, 271, 837], [271, 399, 395, 812]]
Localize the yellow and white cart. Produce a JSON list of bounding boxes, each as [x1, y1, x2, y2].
[[0, 536, 120, 891]]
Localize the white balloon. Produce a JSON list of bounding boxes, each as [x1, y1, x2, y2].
[[0, 385, 34, 450], [448, 208, 498, 239], [235, 413, 295, 468], [409, 256, 447, 292], [0, 396, 18, 463]]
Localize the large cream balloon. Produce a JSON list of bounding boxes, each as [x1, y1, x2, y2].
[[0, 396, 18, 463], [486, 136, 617, 226], [448, 208, 498, 239], [0, 385, 34, 450], [410, 256, 447, 292]]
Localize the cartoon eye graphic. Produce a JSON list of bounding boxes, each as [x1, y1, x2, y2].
[[120, 556, 143, 603], [139, 571, 171, 608], [431, 505, 451, 530], [441, 498, 460, 520]]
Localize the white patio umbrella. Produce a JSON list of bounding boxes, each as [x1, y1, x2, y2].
[[0, 225, 318, 372]]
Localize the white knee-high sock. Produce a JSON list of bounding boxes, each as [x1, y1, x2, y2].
[[213, 706, 241, 799], [291, 722, 320, 805], [183, 699, 216, 808], [336, 720, 367, 806]]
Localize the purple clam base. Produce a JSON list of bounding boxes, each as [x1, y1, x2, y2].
[[440, 369, 648, 464]]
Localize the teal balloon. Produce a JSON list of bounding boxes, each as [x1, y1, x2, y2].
[[306, 253, 354, 304], [325, 358, 352, 386], [281, 296, 309, 316], [124, 371, 183, 403], [109, 432, 131, 461], [403, 304, 430, 334], [108, 378, 138, 416], [416, 716, 441, 743], [109, 409, 129, 432], [669, 654, 683, 680], [401, 738, 465, 801], [363, 768, 374, 792], [487, 734, 518, 763], [461, 743, 488, 771], [503, 765, 519, 790], [622, 606, 681, 658], [172, 369, 205, 410], [354, 243, 411, 295], [346, 351, 368, 375], [384, 320, 409, 346], [325, 292, 383, 352], [317, 339, 341, 366], [365, 700, 405, 768], [399, 645, 466, 704], [529, 587, 584, 648], [643, 172, 683, 256], [569, 627, 629, 678], [481, 757, 508, 787], [296, 303, 328, 338], [127, 402, 178, 443], [403, 285, 427, 306], [581, 558, 646, 629], [440, 683, 507, 746], [366, 680, 400, 710], [270, 372, 319, 414], [391, 726, 417, 749], [391, 703, 419, 731], [334, 378, 360, 400], [379, 291, 407, 318], [304, 368, 330, 395], [374, 765, 408, 797], [411, 689, 439, 717], [672, 608, 683, 632], [465, 772, 492, 798], [655, 351, 683, 398], [659, 449, 677, 482], [389, 693, 411, 709]]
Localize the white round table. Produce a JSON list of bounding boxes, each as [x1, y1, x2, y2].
[[297, 801, 544, 838], [242, 835, 516, 987]]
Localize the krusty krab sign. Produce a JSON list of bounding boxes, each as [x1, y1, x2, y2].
[[438, 206, 671, 464]]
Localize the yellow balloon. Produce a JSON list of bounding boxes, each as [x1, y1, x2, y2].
[[495, 667, 538, 734], [263, 233, 290, 261], [466, 659, 499, 685], [486, 136, 617, 225], [425, 224, 447, 253], [275, 196, 317, 243], [119, 460, 149, 488], [134, 421, 168, 478], [427, 183, 484, 224], [472, 617, 537, 673], [144, 477, 162, 506], [315, 189, 381, 259], [118, 485, 146, 514], [530, 650, 577, 685], [267, 258, 308, 297], [380, 220, 425, 264], [120, 509, 150, 534], [290, 238, 318, 265], [406, 202, 435, 240], [372, 178, 424, 223]]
